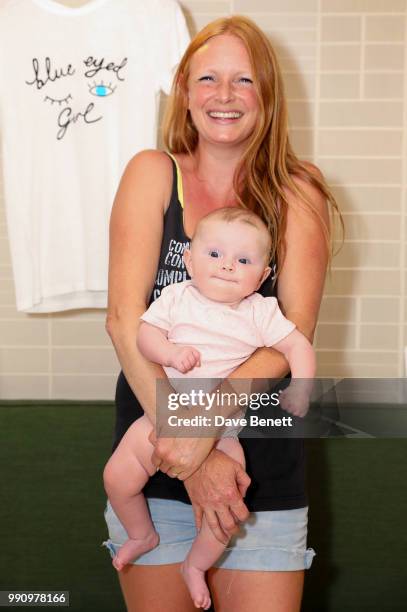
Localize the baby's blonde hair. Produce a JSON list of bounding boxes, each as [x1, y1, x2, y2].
[[192, 207, 272, 263]]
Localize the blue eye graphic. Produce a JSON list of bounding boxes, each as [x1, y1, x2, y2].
[[88, 81, 116, 97]]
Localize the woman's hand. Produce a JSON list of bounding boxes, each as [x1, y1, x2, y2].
[[149, 431, 216, 480], [184, 449, 251, 544]]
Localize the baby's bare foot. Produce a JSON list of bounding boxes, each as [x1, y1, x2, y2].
[[181, 560, 211, 610], [112, 531, 159, 571]]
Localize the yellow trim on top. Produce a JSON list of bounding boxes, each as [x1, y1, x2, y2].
[[167, 153, 185, 209]]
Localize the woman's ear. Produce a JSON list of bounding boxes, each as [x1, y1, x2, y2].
[[256, 266, 271, 290], [183, 248, 193, 277]]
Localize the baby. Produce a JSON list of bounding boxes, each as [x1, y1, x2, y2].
[[103, 207, 316, 610]]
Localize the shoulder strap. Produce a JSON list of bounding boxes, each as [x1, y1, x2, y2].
[[165, 152, 184, 209]]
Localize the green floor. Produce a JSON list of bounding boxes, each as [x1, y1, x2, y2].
[[0, 403, 124, 612], [0, 403, 406, 611]]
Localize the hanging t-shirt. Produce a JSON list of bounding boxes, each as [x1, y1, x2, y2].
[[0, 0, 189, 312]]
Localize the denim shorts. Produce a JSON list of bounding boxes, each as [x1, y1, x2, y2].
[[103, 498, 316, 571]]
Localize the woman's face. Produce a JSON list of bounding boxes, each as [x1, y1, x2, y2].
[[187, 34, 259, 149]]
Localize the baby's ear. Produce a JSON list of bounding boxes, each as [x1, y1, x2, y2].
[[256, 266, 271, 289], [183, 249, 193, 277]]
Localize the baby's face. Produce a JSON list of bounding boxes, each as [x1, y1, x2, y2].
[[184, 218, 271, 304]]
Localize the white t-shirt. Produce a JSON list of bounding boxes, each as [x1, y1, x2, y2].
[[140, 280, 296, 386], [0, 0, 189, 312]]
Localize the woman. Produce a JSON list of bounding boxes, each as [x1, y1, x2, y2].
[[105, 15, 340, 612]]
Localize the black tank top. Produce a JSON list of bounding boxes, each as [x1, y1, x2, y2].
[[112, 154, 307, 511]]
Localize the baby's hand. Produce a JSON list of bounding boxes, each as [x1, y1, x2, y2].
[[279, 380, 312, 418], [168, 345, 201, 373]]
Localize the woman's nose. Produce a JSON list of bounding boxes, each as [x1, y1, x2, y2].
[[216, 80, 233, 103]]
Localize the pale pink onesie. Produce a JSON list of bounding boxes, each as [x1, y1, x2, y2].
[[140, 280, 295, 392]]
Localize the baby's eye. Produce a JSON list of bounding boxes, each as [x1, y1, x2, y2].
[[238, 257, 250, 264], [209, 250, 220, 258]]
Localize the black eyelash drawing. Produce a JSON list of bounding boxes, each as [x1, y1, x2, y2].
[[88, 80, 117, 97], [44, 93, 73, 106]]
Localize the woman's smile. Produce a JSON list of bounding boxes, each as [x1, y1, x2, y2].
[[207, 110, 244, 121]]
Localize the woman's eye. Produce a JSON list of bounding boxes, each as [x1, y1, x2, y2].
[[199, 75, 214, 82], [238, 257, 250, 264], [238, 77, 253, 84], [209, 250, 219, 258]]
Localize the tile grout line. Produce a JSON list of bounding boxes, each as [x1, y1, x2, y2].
[[355, 294, 361, 351], [313, 0, 321, 359], [321, 41, 404, 47], [399, 8, 407, 375], [314, 0, 321, 166], [228, 12, 405, 18], [303, 127, 402, 131], [360, 14, 365, 99], [316, 155, 403, 158]]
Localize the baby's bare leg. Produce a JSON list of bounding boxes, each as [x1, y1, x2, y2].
[[103, 415, 159, 570], [181, 437, 245, 610]]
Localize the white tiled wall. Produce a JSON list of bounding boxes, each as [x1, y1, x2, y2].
[[1, 0, 406, 399]]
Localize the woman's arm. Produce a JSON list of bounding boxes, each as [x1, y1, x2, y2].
[[106, 149, 174, 423], [277, 168, 329, 340]]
